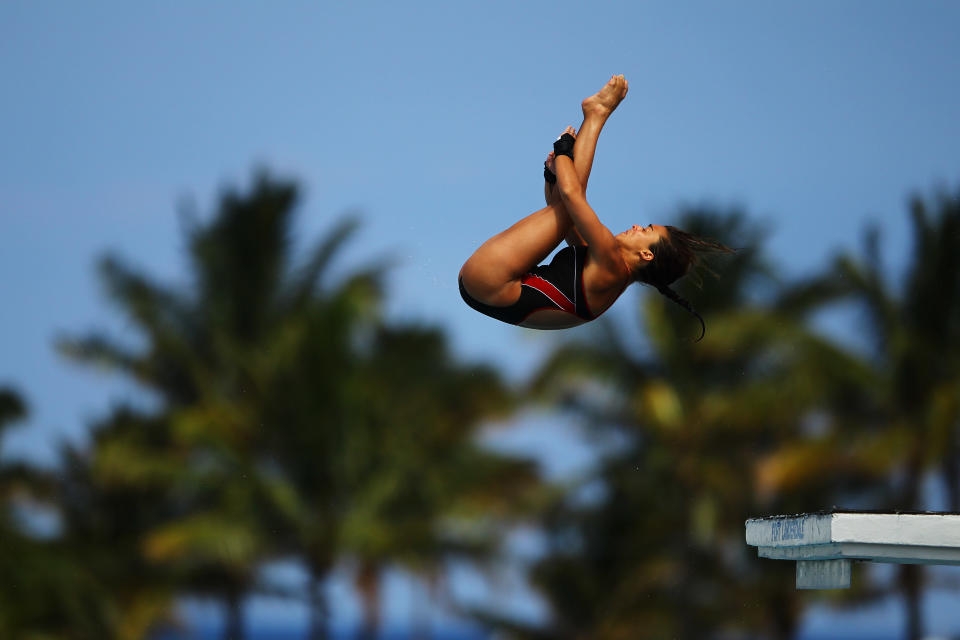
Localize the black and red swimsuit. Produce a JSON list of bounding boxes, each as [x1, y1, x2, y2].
[[459, 246, 598, 326]]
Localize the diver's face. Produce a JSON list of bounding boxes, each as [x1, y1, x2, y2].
[[617, 224, 669, 261]]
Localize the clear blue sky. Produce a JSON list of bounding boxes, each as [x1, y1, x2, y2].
[[3, 1, 960, 634]]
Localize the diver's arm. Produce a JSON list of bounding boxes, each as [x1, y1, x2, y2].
[[554, 154, 623, 277], [544, 150, 587, 247], [545, 178, 587, 247]]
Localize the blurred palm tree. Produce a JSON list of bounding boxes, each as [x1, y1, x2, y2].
[[761, 188, 960, 640], [491, 209, 874, 639], [336, 324, 539, 640], [53, 411, 183, 640], [57, 172, 384, 639], [0, 388, 136, 639], [56, 170, 536, 640], [250, 235, 382, 640], [257, 301, 541, 640]]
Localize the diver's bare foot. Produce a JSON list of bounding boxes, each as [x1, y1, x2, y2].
[[545, 151, 556, 176], [544, 151, 560, 204], [546, 127, 574, 177], [581, 74, 629, 119]]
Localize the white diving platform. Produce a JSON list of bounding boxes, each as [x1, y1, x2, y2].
[[745, 510, 960, 589]]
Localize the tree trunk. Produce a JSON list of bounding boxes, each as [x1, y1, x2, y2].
[[769, 564, 800, 640], [411, 574, 431, 640], [676, 546, 692, 640], [899, 564, 924, 640], [898, 455, 925, 640], [943, 426, 960, 511], [308, 570, 330, 640], [224, 588, 245, 640], [355, 562, 381, 640]]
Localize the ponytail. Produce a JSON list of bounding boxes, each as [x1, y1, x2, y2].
[[636, 225, 733, 342], [655, 284, 706, 342]]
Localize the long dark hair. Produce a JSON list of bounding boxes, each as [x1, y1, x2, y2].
[[634, 226, 734, 341]]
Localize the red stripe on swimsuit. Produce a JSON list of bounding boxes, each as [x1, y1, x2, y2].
[[520, 274, 576, 315]]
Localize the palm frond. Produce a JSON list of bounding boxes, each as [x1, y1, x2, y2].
[[142, 511, 261, 569], [55, 333, 140, 374], [0, 388, 27, 426], [283, 213, 362, 309], [98, 254, 189, 339]]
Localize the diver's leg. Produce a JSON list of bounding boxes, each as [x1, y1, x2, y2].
[[459, 201, 572, 307], [574, 74, 627, 188], [545, 74, 630, 203], [550, 74, 628, 246], [460, 76, 628, 307]]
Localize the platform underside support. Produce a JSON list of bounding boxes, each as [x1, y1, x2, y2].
[[796, 559, 851, 589]]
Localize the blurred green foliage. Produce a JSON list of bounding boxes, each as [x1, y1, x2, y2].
[[475, 194, 960, 640], [1, 176, 959, 640], [5, 172, 538, 640]]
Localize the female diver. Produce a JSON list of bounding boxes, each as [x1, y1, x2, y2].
[[458, 74, 732, 339]]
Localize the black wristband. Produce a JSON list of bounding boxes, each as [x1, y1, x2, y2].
[[553, 133, 575, 160]]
